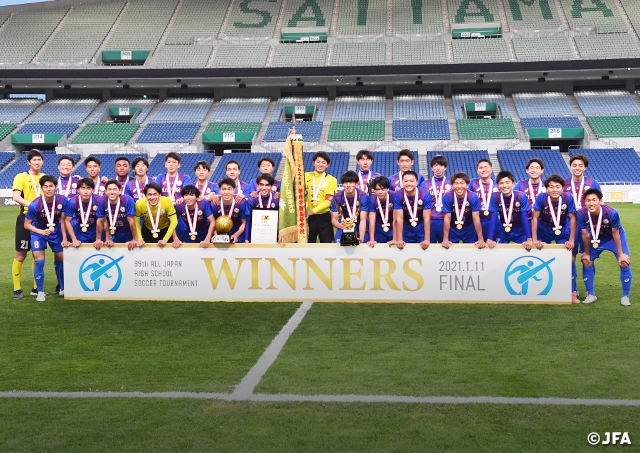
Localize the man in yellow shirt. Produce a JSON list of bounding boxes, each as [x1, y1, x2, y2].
[[134, 182, 178, 247], [11, 149, 44, 299], [304, 151, 337, 243]]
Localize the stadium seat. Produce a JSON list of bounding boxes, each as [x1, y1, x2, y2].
[[456, 119, 517, 140], [0, 99, 42, 123], [71, 123, 139, 144], [148, 152, 215, 181], [496, 149, 569, 181], [568, 148, 640, 184], [426, 150, 491, 178], [209, 153, 282, 185]]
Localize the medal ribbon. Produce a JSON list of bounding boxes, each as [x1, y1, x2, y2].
[[185, 202, 199, 236], [479, 180, 493, 211], [58, 176, 72, 196], [147, 200, 161, 235], [29, 171, 41, 198], [78, 196, 93, 229], [571, 178, 585, 209], [358, 171, 371, 192], [528, 179, 541, 204], [197, 183, 207, 196], [547, 196, 563, 233], [587, 208, 603, 247], [344, 191, 358, 223], [312, 173, 326, 202], [107, 196, 121, 232], [376, 196, 390, 229], [42, 195, 55, 229], [404, 190, 419, 223], [500, 193, 515, 228], [220, 198, 235, 217], [258, 192, 273, 209], [431, 176, 445, 209], [453, 192, 468, 227], [134, 177, 148, 200], [166, 174, 179, 202]]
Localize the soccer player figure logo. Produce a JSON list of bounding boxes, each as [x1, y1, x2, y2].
[[532, 174, 577, 302], [331, 170, 369, 245], [173, 184, 215, 248], [393, 170, 432, 250], [367, 176, 395, 247], [425, 154, 450, 244], [441, 172, 485, 250], [578, 188, 632, 306], [23, 175, 67, 302], [486, 171, 533, 251], [154, 152, 191, 203]]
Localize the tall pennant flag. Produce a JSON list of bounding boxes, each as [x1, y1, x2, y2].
[[278, 133, 307, 243]]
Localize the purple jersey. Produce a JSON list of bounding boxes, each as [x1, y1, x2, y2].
[[211, 197, 249, 235], [26, 195, 68, 230], [442, 190, 482, 229], [515, 179, 546, 211], [176, 200, 213, 233], [355, 170, 381, 193], [389, 172, 427, 192], [489, 190, 530, 228], [533, 192, 576, 231], [393, 188, 433, 226], [424, 176, 451, 220], [100, 194, 136, 234], [564, 177, 602, 209], [248, 192, 280, 210], [124, 177, 150, 201], [195, 181, 219, 197], [56, 175, 80, 197], [369, 192, 396, 227], [249, 178, 281, 194], [577, 205, 622, 244], [63, 194, 104, 241], [469, 178, 498, 213], [330, 189, 369, 222], [154, 173, 192, 202]]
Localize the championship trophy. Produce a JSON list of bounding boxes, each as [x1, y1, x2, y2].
[[340, 217, 359, 246], [213, 215, 233, 243]]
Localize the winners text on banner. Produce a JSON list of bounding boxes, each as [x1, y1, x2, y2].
[[64, 245, 571, 304]]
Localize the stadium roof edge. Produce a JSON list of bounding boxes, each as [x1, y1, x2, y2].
[[0, 0, 106, 15]]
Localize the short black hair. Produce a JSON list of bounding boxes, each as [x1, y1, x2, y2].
[[312, 151, 331, 165], [84, 156, 101, 167], [77, 177, 95, 190], [132, 156, 149, 169], [526, 157, 544, 170], [144, 182, 162, 195], [39, 174, 56, 186], [341, 170, 359, 184], [451, 171, 470, 185], [194, 160, 211, 172], [476, 158, 492, 169], [401, 170, 419, 182], [570, 153, 589, 168], [165, 152, 181, 163], [225, 160, 241, 171], [430, 154, 448, 168], [115, 156, 131, 165], [27, 149, 44, 162], [258, 156, 275, 168], [218, 177, 236, 189], [181, 184, 200, 198], [496, 170, 515, 183], [371, 175, 390, 190], [544, 174, 565, 188], [57, 155, 74, 165], [256, 173, 275, 186], [356, 150, 374, 161], [582, 187, 603, 201], [104, 179, 122, 190], [397, 149, 414, 162]]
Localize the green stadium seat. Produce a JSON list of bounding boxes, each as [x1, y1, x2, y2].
[[71, 123, 139, 144], [328, 120, 385, 141], [587, 116, 640, 137], [456, 119, 517, 140], [205, 122, 262, 134]]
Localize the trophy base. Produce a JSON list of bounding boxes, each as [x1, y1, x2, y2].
[[213, 235, 230, 243], [340, 231, 359, 246]]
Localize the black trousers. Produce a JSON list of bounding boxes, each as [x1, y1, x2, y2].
[[307, 212, 334, 243]]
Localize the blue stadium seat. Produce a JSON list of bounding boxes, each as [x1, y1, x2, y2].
[[263, 121, 323, 142], [15, 123, 78, 136], [358, 151, 420, 177], [568, 148, 640, 184], [302, 152, 349, 180], [148, 152, 216, 182], [392, 119, 450, 140], [136, 122, 200, 143], [520, 117, 583, 129], [426, 150, 490, 178], [209, 153, 282, 185], [497, 149, 569, 182]]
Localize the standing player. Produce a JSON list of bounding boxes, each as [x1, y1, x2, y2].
[[486, 171, 533, 250], [578, 188, 632, 306], [330, 170, 369, 244], [245, 174, 280, 243], [193, 160, 218, 199], [515, 157, 545, 215], [84, 156, 105, 196], [305, 151, 337, 243], [393, 171, 432, 250], [211, 178, 249, 244], [154, 152, 191, 203], [223, 160, 251, 198], [441, 172, 485, 249], [470, 158, 498, 242], [249, 157, 281, 194], [424, 154, 450, 244], [57, 155, 79, 198], [114, 156, 131, 191], [124, 156, 150, 202], [173, 185, 215, 248], [12, 149, 44, 298], [389, 149, 426, 191], [355, 150, 380, 194], [367, 176, 395, 247], [97, 180, 138, 250], [24, 175, 66, 301], [62, 178, 103, 248], [134, 182, 178, 247]]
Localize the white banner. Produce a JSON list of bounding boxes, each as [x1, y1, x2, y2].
[[32, 134, 45, 143], [548, 128, 562, 138], [63, 244, 571, 304]]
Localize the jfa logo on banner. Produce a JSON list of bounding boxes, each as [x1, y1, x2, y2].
[[79, 254, 124, 292], [504, 256, 555, 296]]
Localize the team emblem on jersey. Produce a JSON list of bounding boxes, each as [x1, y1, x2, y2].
[[466, 201, 470, 206], [541, 187, 547, 193], [418, 200, 423, 205], [561, 204, 567, 210], [271, 203, 276, 208], [206, 188, 211, 193], [445, 184, 451, 190], [72, 183, 77, 188], [198, 210, 203, 215], [100, 186, 105, 191], [160, 210, 165, 214], [515, 202, 521, 207], [57, 204, 63, 209], [93, 206, 98, 211], [234, 208, 239, 213], [177, 180, 182, 186], [603, 219, 609, 224], [585, 185, 590, 189], [120, 207, 126, 212], [493, 188, 499, 192]]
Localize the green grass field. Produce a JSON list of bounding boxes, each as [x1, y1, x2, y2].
[[1, 205, 639, 452]]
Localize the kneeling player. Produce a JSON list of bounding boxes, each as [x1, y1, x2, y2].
[[578, 188, 632, 306], [331, 170, 369, 244], [367, 176, 395, 247], [24, 175, 66, 301], [486, 171, 533, 250], [441, 172, 485, 249], [174, 184, 214, 248], [393, 171, 432, 250], [98, 180, 138, 250], [211, 178, 249, 244], [134, 182, 178, 247]]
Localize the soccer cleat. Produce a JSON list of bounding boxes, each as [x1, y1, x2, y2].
[[53, 285, 61, 296], [30, 289, 48, 296], [571, 292, 580, 304], [621, 296, 631, 307], [583, 294, 598, 305], [58, 290, 64, 297], [36, 291, 46, 302], [13, 289, 23, 299]]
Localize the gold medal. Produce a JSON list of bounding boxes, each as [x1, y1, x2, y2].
[[383, 226, 389, 233], [593, 242, 599, 249], [410, 221, 417, 227], [190, 234, 196, 241], [110, 228, 116, 235], [555, 229, 561, 236], [48, 225, 55, 231], [152, 232, 159, 239], [483, 210, 489, 216], [81, 226, 88, 233], [456, 224, 463, 230], [504, 226, 511, 233]]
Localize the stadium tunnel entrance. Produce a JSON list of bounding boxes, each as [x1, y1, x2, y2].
[[528, 138, 582, 153], [205, 142, 252, 156]]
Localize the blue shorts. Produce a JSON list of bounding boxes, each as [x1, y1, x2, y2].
[[373, 225, 394, 244], [496, 227, 528, 244], [589, 231, 630, 261], [111, 232, 133, 243], [430, 219, 444, 243], [449, 225, 478, 244], [74, 226, 98, 243], [480, 218, 491, 242], [178, 230, 208, 243], [402, 222, 425, 243], [31, 231, 63, 253], [538, 227, 570, 245]]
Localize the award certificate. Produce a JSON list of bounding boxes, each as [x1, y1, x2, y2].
[[250, 209, 279, 244]]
